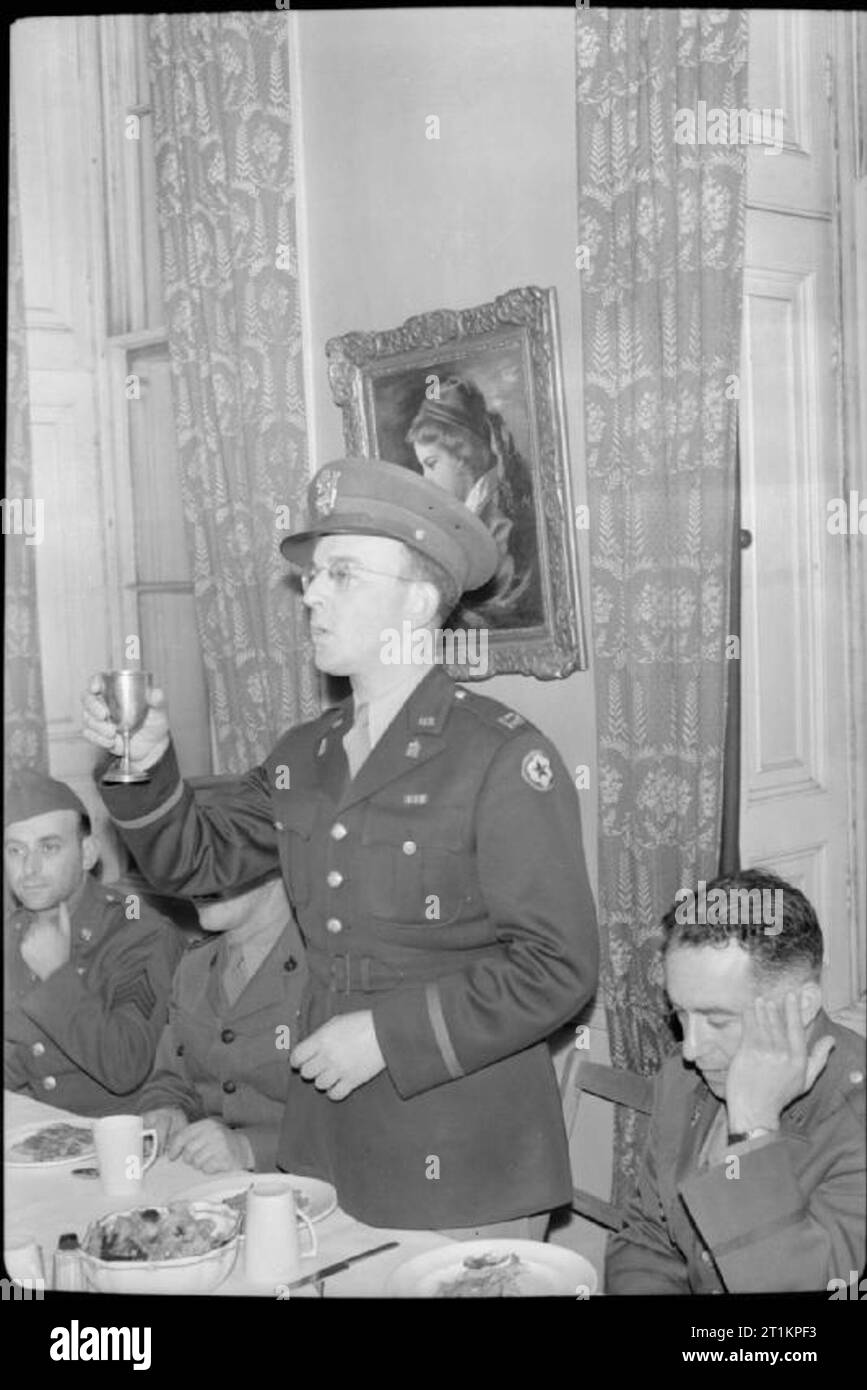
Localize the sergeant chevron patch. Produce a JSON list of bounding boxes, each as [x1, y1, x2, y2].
[[113, 968, 157, 1021]]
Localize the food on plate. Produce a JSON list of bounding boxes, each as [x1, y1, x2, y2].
[[83, 1203, 239, 1263], [7, 1123, 94, 1163], [435, 1250, 530, 1297]]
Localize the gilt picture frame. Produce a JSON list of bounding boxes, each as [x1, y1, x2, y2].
[[325, 285, 587, 680]]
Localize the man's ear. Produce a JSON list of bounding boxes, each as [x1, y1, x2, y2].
[[405, 580, 440, 628], [798, 979, 822, 1029], [81, 834, 100, 875]]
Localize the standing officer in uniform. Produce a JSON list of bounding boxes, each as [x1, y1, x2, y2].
[[83, 459, 599, 1234], [135, 869, 307, 1173], [4, 770, 181, 1114]]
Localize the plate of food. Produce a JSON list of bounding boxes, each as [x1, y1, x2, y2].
[[386, 1240, 598, 1298], [80, 1201, 241, 1295], [5, 1121, 96, 1168], [178, 1172, 337, 1226]]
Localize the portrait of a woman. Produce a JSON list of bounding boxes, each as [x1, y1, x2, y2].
[[405, 376, 543, 630]]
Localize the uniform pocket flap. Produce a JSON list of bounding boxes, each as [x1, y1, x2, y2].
[[361, 805, 465, 850]]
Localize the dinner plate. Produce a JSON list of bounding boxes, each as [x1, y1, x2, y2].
[[386, 1239, 598, 1298], [5, 1121, 97, 1169], [178, 1172, 338, 1225]]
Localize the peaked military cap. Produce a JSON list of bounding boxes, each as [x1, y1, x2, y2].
[[280, 458, 498, 594]]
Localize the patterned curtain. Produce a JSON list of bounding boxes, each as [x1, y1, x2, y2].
[[146, 12, 316, 772], [576, 8, 748, 1196], [4, 115, 48, 777]]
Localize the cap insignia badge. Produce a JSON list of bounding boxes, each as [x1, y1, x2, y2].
[[314, 468, 340, 517]]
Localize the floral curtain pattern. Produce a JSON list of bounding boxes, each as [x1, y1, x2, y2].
[[4, 116, 48, 777], [576, 8, 748, 1197], [146, 12, 316, 772]]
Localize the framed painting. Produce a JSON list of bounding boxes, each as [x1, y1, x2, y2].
[[325, 285, 587, 679]]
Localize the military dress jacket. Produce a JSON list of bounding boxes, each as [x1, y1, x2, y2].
[[4, 875, 182, 1116], [135, 920, 308, 1170], [605, 1014, 866, 1294], [102, 666, 599, 1228]]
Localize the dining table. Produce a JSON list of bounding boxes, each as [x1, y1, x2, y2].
[[4, 1091, 458, 1298]]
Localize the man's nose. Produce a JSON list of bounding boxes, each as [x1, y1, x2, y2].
[[23, 848, 43, 876], [681, 1014, 702, 1061]]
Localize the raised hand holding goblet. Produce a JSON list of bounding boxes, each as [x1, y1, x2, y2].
[[98, 670, 155, 784]]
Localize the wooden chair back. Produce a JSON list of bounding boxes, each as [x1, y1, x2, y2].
[[561, 1051, 655, 1232]]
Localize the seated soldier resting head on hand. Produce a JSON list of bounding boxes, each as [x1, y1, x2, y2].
[[606, 869, 866, 1295], [137, 870, 307, 1175]]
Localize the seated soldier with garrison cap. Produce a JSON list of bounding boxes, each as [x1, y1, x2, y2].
[[4, 770, 182, 1114], [135, 869, 308, 1174], [84, 458, 599, 1237]]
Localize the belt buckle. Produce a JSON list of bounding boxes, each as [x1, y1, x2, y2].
[[329, 953, 351, 995]]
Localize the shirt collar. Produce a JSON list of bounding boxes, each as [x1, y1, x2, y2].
[[355, 663, 431, 748], [223, 912, 288, 972]]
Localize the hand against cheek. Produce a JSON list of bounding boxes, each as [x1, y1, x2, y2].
[[725, 991, 836, 1134], [21, 902, 72, 981], [290, 1011, 386, 1101]]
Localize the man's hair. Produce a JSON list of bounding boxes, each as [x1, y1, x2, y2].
[[662, 868, 824, 984], [78, 813, 92, 840], [400, 545, 460, 625]]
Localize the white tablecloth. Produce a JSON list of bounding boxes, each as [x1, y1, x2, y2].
[[4, 1092, 454, 1297]]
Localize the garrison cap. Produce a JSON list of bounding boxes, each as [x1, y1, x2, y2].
[[187, 866, 283, 908], [280, 458, 499, 594], [5, 769, 88, 829]]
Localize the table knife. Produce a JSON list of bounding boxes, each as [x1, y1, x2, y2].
[[284, 1240, 399, 1291]]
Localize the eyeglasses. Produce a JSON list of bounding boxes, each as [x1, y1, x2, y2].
[[298, 559, 415, 593]]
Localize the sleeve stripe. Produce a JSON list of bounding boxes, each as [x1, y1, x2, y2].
[[425, 981, 463, 1080], [110, 779, 185, 830], [706, 1207, 808, 1258]]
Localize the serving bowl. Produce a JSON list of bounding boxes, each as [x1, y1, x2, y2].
[[80, 1201, 240, 1295]]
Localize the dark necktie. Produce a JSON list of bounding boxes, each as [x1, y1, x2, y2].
[[343, 702, 372, 779]]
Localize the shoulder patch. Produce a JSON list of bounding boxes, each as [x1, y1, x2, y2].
[[521, 749, 554, 792]]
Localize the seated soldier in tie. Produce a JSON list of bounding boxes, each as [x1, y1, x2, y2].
[[4, 769, 181, 1114], [606, 870, 866, 1294], [136, 870, 308, 1174]]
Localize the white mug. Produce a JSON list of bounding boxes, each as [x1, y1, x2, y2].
[[4, 1236, 45, 1287], [244, 1180, 318, 1286], [92, 1115, 157, 1197]]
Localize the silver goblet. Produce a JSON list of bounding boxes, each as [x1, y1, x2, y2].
[[100, 670, 153, 785]]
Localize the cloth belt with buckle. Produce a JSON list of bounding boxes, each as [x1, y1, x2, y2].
[[306, 945, 500, 995]]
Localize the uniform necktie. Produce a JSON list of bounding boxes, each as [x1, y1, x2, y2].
[[343, 702, 371, 780], [698, 1104, 729, 1168], [222, 947, 249, 1007]]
